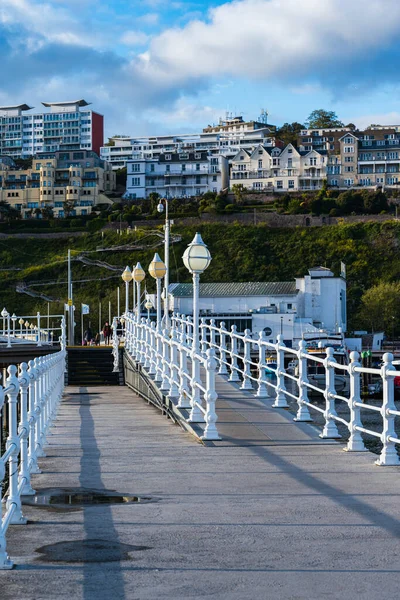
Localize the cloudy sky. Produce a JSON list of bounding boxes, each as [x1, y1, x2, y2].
[[1, 0, 400, 138]]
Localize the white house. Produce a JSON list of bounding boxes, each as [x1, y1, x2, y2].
[[167, 267, 346, 346]]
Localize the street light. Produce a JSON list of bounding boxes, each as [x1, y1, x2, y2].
[[182, 232, 212, 352], [148, 253, 166, 330], [133, 262, 146, 320], [1, 307, 8, 336], [121, 266, 132, 315], [157, 198, 171, 329], [18, 317, 24, 338], [145, 297, 153, 320], [11, 313, 17, 336]]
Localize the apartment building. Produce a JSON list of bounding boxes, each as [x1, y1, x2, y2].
[[297, 127, 352, 154], [0, 100, 104, 159], [0, 150, 115, 218], [230, 144, 327, 192], [101, 116, 279, 169], [125, 151, 229, 199], [327, 126, 400, 188]]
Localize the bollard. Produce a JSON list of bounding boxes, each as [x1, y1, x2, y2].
[[273, 334, 288, 408], [320, 347, 341, 439]]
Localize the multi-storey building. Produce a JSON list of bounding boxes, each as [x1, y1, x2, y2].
[[327, 126, 400, 188], [125, 151, 229, 199], [101, 116, 279, 169], [0, 100, 104, 159], [230, 144, 327, 192], [297, 127, 352, 154], [0, 150, 115, 218]]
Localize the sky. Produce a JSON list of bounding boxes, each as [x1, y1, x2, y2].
[[2, 0, 400, 138]]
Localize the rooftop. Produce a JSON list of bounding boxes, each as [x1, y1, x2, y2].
[[0, 104, 33, 112], [41, 100, 90, 108], [169, 282, 297, 298]]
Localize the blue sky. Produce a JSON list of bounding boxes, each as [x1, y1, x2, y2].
[[2, 0, 400, 138]]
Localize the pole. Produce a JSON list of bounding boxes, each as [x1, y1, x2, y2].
[[132, 273, 136, 313], [164, 199, 170, 329], [125, 281, 129, 315], [117, 287, 120, 318], [137, 281, 141, 320], [47, 302, 50, 332], [193, 273, 200, 352], [109, 301, 111, 324], [99, 301, 101, 335], [81, 308, 84, 346], [156, 279, 162, 331], [67, 249, 73, 346]]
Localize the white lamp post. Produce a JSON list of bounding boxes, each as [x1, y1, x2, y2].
[[25, 321, 29, 339], [1, 307, 8, 337], [121, 266, 133, 315], [182, 232, 212, 352], [18, 317, 24, 338], [157, 198, 171, 329], [11, 313, 17, 337], [133, 262, 146, 321], [145, 298, 153, 321], [148, 253, 166, 331]]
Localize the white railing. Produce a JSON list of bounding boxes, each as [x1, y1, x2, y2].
[[0, 347, 66, 569], [0, 310, 66, 349], [123, 312, 220, 441]]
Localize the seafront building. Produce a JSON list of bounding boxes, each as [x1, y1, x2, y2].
[[166, 266, 346, 345], [0, 150, 115, 218], [0, 100, 104, 159]]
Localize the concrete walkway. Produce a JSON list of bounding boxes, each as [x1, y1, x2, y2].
[[2, 384, 400, 599]]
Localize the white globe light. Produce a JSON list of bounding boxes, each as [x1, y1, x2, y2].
[[157, 202, 164, 213], [133, 262, 146, 282], [182, 233, 211, 274], [121, 265, 132, 283]]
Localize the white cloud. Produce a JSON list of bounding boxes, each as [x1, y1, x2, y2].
[[121, 30, 150, 46], [137, 12, 159, 26], [144, 97, 226, 129], [136, 0, 400, 89]]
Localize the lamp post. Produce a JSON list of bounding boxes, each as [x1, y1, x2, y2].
[[1, 307, 8, 336], [11, 313, 17, 337], [121, 266, 133, 315], [25, 321, 29, 339], [133, 262, 146, 321], [183, 232, 212, 352], [148, 253, 166, 331], [19, 318, 24, 339], [157, 198, 170, 329], [145, 298, 153, 321]]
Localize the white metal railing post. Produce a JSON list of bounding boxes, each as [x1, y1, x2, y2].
[[27, 359, 40, 473], [37, 312, 42, 347], [112, 317, 119, 372], [320, 347, 341, 439], [0, 383, 12, 570], [33, 357, 44, 458], [218, 322, 228, 375], [273, 334, 288, 408], [346, 351, 365, 452], [160, 329, 171, 392], [6, 313, 11, 349], [376, 353, 399, 466], [200, 318, 207, 355], [5, 365, 26, 525], [139, 318, 147, 364], [256, 330, 268, 398], [154, 327, 163, 383], [144, 318, 151, 369], [37, 357, 46, 457], [202, 349, 220, 440], [18, 362, 35, 495], [229, 325, 240, 382], [241, 329, 253, 390], [177, 323, 190, 408], [168, 327, 180, 398], [148, 321, 157, 375], [294, 340, 312, 421], [210, 319, 216, 352]]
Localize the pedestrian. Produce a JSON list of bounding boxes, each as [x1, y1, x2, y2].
[[83, 325, 93, 346], [94, 332, 100, 346], [116, 319, 123, 339], [103, 321, 112, 345]]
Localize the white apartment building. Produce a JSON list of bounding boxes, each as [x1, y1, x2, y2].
[[167, 267, 346, 345], [230, 144, 327, 192], [101, 116, 279, 169], [125, 151, 229, 199], [0, 100, 104, 159]]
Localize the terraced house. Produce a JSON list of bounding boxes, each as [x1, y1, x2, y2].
[[0, 150, 116, 218]]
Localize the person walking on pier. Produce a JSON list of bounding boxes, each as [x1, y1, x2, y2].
[[102, 321, 112, 345]]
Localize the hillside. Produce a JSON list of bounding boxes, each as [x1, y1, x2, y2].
[[0, 220, 399, 338]]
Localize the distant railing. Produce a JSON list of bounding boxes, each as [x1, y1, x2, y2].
[[0, 347, 66, 569], [0, 310, 65, 349], [120, 312, 400, 468]]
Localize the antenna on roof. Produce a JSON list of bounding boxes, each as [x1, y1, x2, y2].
[[259, 109, 269, 124]]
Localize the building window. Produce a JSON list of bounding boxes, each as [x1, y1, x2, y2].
[[196, 176, 201, 184], [166, 165, 170, 173], [277, 181, 283, 189], [345, 166, 354, 172], [131, 177, 140, 186], [344, 137, 354, 144], [131, 163, 140, 172], [212, 175, 217, 182], [165, 154, 171, 160], [258, 159, 263, 169], [344, 146, 354, 153], [288, 180, 294, 188], [196, 164, 200, 171], [344, 156, 353, 162]]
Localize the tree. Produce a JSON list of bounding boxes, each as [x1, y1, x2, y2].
[[275, 122, 304, 146], [41, 206, 54, 219], [305, 109, 344, 129], [359, 282, 400, 334], [345, 123, 357, 131], [63, 199, 75, 218], [231, 183, 246, 205]]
